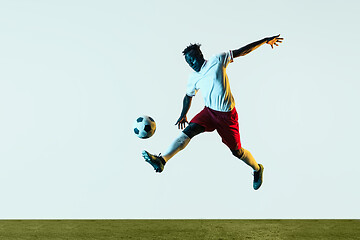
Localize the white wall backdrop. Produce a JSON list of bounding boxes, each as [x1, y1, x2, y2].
[[0, 0, 359, 219]]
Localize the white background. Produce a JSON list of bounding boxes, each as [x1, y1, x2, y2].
[[0, 0, 359, 219]]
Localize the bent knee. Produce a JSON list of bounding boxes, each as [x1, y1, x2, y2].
[[183, 123, 205, 139], [231, 148, 245, 159]]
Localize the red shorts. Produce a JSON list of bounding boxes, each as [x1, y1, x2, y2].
[[190, 107, 241, 150]]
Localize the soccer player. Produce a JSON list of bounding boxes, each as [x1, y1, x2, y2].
[[143, 35, 283, 190]]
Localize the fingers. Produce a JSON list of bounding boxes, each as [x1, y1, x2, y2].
[[181, 121, 189, 129], [182, 120, 188, 129], [269, 38, 283, 49], [271, 34, 283, 41], [266, 34, 283, 49], [176, 121, 187, 129], [175, 116, 188, 129]]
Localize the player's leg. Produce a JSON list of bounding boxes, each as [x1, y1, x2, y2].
[[182, 122, 205, 139], [162, 122, 205, 162], [142, 150, 166, 173], [143, 107, 212, 173], [142, 122, 205, 173], [231, 148, 260, 171], [231, 148, 264, 190], [215, 107, 264, 190]]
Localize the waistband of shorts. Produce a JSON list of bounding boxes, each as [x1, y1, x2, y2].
[[205, 106, 236, 115]]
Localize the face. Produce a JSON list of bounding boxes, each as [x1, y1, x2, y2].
[[185, 50, 204, 72]]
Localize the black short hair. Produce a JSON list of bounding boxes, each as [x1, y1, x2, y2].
[[182, 43, 202, 55]]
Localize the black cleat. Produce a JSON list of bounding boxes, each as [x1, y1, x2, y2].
[[142, 150, 165, 173], [253, 164, 264, 190]]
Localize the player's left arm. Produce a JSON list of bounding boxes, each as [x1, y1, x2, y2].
[[232, 34, 283, 58]]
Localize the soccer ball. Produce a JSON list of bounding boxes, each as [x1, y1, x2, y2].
[[133, 115, 156, 139]]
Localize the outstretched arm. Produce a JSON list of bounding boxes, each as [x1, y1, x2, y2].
[[175, 94, 193, 129], [232, 34, 283, 58]]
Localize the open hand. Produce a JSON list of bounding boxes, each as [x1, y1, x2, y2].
[[175, 115, 188, 130], [266, 34, 283, 49]]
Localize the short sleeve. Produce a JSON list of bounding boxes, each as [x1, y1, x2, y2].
[[218, 51, 234, 67], [186, 75, 198, 97]]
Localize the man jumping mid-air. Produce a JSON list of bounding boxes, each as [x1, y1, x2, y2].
[[142, 34, 283, 190]]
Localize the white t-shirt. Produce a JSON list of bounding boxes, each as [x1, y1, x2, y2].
[[186, 51, 235, 112]]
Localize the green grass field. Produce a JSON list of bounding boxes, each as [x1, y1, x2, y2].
[[0, 220, 359, 240]]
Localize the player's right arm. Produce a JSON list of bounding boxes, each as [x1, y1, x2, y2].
[[175, 94, 193, 129]]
